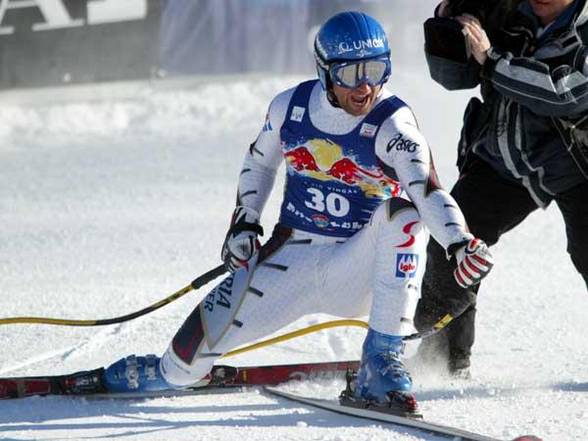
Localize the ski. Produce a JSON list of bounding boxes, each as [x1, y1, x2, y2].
[[0, 359, 359, 400], [264, 386, 501, 441]]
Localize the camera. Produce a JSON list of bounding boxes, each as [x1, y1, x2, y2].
[[444, 0, 522, 31], [445, 0, 496, 23], [424, 0, 522, 63]]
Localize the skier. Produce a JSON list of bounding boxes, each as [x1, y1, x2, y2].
[[101, 11, 493, 414]]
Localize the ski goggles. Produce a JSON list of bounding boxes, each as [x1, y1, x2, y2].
[[328, 57, 391, 89]]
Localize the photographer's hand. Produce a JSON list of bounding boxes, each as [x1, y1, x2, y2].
[[456, 14, 491, 65]]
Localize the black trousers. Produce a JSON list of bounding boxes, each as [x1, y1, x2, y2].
[[415, 157, 588, 363]]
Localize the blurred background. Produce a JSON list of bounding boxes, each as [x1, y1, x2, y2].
[[0, 0, 432, 90]]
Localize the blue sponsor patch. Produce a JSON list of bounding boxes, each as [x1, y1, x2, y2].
[[396, 253, 419, 278]]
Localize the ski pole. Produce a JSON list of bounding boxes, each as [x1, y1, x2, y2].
[[403, 298, 472, 341], [0, 264, 227, 327], [403, 313, 454, 341]]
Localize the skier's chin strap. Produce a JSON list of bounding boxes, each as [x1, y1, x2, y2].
[[325, 76, 341, 109]]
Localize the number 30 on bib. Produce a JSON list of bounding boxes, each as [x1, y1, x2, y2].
[[305, 188, 350, 217]]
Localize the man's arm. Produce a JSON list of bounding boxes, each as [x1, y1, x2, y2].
[[376, 107, 472, 249], [221, 88, 292, 271], [459, 14, 588, 117], [483, 45, 588, 117], [424, 2, 482, 90], [235, 89, 292, 214], [376, 107, 493, 288], [425, 52, 482, 91]]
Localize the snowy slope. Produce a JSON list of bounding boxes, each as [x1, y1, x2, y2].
[[1, 44, 587, 441]]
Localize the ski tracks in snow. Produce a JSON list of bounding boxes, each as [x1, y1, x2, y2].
[[0, 324, 124, 376]]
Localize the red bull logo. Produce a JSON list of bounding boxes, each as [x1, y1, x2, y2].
[[327, 158, 383, 185], [285, 146, 320, 172], [284, 140, 400, 196]]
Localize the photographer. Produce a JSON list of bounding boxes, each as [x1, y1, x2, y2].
[[415, 0, 588, 377]]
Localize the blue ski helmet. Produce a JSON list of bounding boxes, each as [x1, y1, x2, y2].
[[314, 11, 391, 90]]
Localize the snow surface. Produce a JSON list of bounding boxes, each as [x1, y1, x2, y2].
[[1, 41, 587, 441]]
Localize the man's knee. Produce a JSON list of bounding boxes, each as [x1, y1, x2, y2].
[[161, 268, 254, 386], [372, 198, 427, 244]]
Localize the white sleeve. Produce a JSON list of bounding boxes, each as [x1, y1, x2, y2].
[[236, 87, 293, 216], [375, 106, 473, 251]]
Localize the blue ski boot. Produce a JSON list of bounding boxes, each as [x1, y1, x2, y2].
[[340, 328, 420, 417], [103, 354, 175, 393]]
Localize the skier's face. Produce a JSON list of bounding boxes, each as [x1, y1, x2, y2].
[[332, 82, 382, 116], [529, 0, 575, 25]]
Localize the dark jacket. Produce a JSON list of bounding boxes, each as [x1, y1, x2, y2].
[[426, 0, 588, 207]]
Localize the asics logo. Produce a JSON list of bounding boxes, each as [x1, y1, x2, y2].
[[386, 133, 419, 153]]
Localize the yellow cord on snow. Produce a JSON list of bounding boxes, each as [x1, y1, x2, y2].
[[0, 310, 367, 358], [0, 284, 195, 327], [0, 317, 101, 326], [222, 319, 368, 359]]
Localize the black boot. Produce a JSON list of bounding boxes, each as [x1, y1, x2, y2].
[[448, 349, 471, 379]]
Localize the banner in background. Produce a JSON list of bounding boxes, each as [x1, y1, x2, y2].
[[160, 0, 313, 76], [0, 0, 161, 89], [0, 0, 425, 90], [158, 0, 401, 76]]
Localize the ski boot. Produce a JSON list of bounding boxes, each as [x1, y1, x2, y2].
[[103, 354, 175, 393], [340, 328, 421, 418]]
